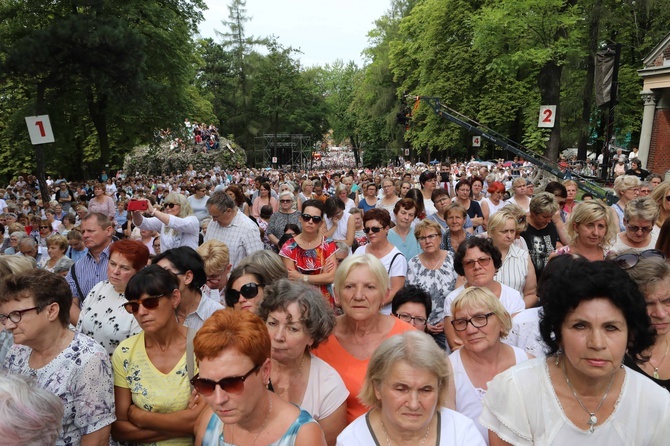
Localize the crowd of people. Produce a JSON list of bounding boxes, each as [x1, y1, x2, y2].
[[0, 157, 670, 445]]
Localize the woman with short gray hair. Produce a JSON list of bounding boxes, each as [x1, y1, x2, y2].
[[258, 279, 348, 445], [266, 190, 302, 250], [611, 197, 660, 254], [337, 331, 484, 446], [0, 373, 64, 446]]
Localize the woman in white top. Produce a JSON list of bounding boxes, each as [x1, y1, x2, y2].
[[353, 208, 406, 315], [334, 185, 355, 212], [448, 287, 532, 444], [481, 181, 506, 222], [375, 178, 400, 219], [481, 258, 669, 446], [259, 279, 348, 446], [488, 210, 537, 308], [131, 193, 200, 251], [505, 178, 530, 213], [324, 197, 356, 248], [443, 238, 525, 351]]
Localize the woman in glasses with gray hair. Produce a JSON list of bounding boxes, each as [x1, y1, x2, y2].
[[610, 196, 660, 255]]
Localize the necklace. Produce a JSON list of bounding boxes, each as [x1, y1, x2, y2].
[[273, 355, 306, 397], [225, 395, 273, 446], [649, 338, 669, 379], [300, 235, 320, 248], [560, 358, 615, 433], [423, 252, 444, 270], [380, 416, 431, 446]]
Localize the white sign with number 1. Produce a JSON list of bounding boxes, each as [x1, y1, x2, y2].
[[25, 115, 55, 144]]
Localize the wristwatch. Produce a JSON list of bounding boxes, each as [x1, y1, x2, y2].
[[303, 275, 309, 283]]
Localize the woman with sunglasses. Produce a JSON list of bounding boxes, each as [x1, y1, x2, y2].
[[112, 265, 204, 445], [193, 309, 326, 446], [610, 197, 660, 255], [443, 238, 525, 351], [448, 287, 532, 443], [352, 208, 406, 314], [407, 220, 457, 350], [280, 200, 338, 307], [621, 253, 670, 390], [258, 279, 348, 446], [132, 192, 200, 251], [224, 263, 267, 313], [650, 180, 670, 229]]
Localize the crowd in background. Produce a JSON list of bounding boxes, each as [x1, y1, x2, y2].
[[0, 155, 670, 445]]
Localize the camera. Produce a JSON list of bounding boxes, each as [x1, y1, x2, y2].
[[127, 199, 148, 212]]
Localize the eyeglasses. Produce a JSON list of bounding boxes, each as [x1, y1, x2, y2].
[[626, 224, 653, 234], [417, 233, 440, 243], [165, 203, 179, 209], [301, 213, 323, 224], [190, 365, 260, 396], [517, 215, 527, 224], [0, 306, 39, 325], [39, 226, 50, 229], [225, 283, 260, 305], [395, 312, 427, 326], [280, 199, 293, 203], [462, 257, 492, 269], [363, 226, 383, 234], [451, 312, 495, 332], [613, 249, 666, 270], [665, 196, 670, 202], [122, 294, 166, 313]]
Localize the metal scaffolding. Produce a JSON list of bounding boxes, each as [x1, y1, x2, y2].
[[251, 134, 312, 169]]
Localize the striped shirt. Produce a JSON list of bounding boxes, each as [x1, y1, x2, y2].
[[203, 210, 263, 268], [494, 244, 529, 295], [66, 244, 111, 302]]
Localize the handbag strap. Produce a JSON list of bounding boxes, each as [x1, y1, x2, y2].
[[186, 327, 196, 391]]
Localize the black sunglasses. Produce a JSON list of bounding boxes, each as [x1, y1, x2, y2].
[[165, 203, 179, 209], [190, 365, 260, 396], [301, 213, 322, 224], [225, 283, 261, 305], [363, 226, 383, 234], [122, 294, 166, 313], [613, 249, 666, 270]]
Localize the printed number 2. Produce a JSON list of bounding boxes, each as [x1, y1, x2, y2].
[[542, 109, 553, 123], [35, 121, 46, 137]]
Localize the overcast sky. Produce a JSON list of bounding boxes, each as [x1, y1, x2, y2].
[[200, 0, 391, 67]]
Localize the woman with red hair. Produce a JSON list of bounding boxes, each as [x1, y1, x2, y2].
[[482, 181, 506, 223], [193, 310, 326, 445], [76, 239, 150, 355]]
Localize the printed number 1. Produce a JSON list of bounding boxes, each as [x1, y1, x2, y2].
[[35, 121, 46, 137], [542, 109, 553, 123]]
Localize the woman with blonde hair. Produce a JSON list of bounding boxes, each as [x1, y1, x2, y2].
[[612, 175, 641, 232], [487, 210, 537, 308], [448, 287, 532, 443], [132, 192, 199, 251], [551, 200, 618, 261], [505, 178, 530, 213], [39, 234, 69, 272], [196, 240, 231, 305], [651, 180, 670, 228]]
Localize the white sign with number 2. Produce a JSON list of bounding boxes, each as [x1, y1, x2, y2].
[[538, 106, 556, 128]]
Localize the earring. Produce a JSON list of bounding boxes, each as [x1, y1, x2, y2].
[[555, 348, 563, 366]]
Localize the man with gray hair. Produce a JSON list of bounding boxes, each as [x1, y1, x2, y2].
[[18, 238, 45, 264], [204, 190, 263, 268]]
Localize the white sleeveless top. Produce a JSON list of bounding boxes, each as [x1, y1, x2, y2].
[[449, 346, 529, 444]]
